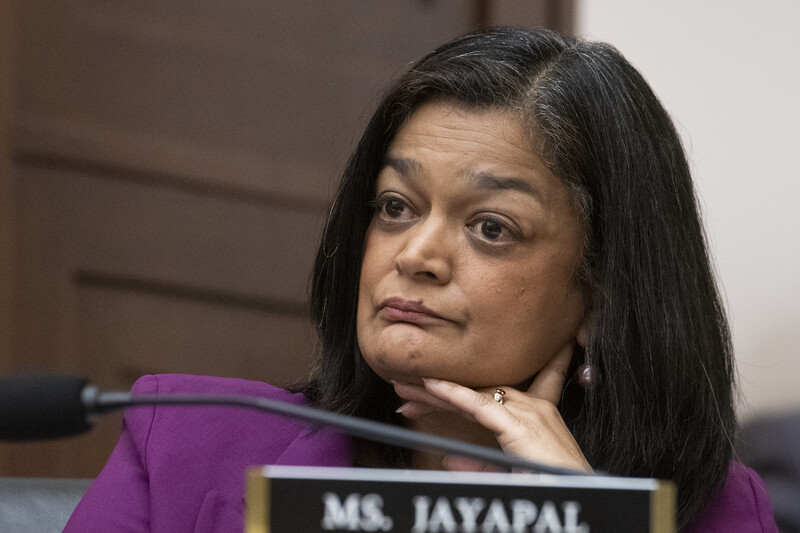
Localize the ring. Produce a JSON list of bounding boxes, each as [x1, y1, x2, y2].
[[493, 388, 506, 405]]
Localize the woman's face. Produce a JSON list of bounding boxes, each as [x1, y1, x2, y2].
[[356, 101, 587, 388]]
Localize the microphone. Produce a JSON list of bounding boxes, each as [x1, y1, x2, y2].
[[0, 375, 93, 440], [0, 375, 586, 476]]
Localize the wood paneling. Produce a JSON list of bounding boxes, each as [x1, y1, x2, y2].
[[482, 0, 576, 35], [14, 1, 475, 204], [1, 0, 573, 477], [0, 0, 15, 375]]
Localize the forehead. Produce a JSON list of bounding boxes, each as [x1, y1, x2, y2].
[[382, 101, 566, 209], [389, 101, 536, 161]]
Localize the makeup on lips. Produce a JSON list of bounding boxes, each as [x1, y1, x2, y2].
[[378, 297, 445, 325]]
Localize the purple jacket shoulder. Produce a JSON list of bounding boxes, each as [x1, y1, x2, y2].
[[683, 461, 778, 532], [64, 374, 353, 533]]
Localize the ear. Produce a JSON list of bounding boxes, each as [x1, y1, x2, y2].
[[576, 309, 593, 348]]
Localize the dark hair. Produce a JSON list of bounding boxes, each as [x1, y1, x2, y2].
[[303, 27, 735, 526]]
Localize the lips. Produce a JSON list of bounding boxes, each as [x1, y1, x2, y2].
[[379, 297, 445, 324]]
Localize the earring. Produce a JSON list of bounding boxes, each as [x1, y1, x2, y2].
[[577, 364, 594, 389]]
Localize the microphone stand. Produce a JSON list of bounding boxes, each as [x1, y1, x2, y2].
[[83, 386, 586, 476]]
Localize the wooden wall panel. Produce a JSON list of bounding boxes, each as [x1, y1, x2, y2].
[[5, 162, 324, 476], [76, 286, 316, 388], [488, 0, 576, 35], [16, 164, 324, 302], [11, 163, 324, 369], [0, 417, 124, 478], [0, 0, 15, 375], [14, 1, 476, 203], [2, 0, 573, 477]]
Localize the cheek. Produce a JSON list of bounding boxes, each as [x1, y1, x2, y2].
[[357, 229, 388, 338], [467, 264, 583, 351], [467, 268, 537, 315], [359, 233, 384, 304]]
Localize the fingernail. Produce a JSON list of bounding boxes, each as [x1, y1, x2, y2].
[[395, 402, 412, 414]]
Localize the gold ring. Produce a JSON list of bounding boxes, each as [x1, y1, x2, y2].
[[493, 388, 506, 405]]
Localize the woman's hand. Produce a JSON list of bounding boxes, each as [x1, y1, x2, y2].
[[392, 344, 592, 473]]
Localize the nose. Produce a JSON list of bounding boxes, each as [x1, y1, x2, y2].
[[394, 216, 453, 284]]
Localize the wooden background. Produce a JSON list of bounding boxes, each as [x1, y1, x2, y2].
[[0, 0, 573, 478]]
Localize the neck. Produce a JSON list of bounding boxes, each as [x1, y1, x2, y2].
[[409, 411, 500, 470]]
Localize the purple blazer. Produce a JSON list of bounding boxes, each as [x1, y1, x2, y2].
[[65, 374, 352, 533], [65, 374, 777, 532]]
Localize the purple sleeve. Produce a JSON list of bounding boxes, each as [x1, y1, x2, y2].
[[63, 374, 353, 532], [63, 377, 159, 533], [682, 462, 778, 532]]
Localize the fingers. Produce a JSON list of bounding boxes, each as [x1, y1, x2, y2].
[[394, 375, 592, 472], [395, 401, 437, 420], [393, 378, 506, 428], [392, 379, 471, 421], [419, 378, 513, 434], [393, 341, 574, 422], [526, 343, 574, 406]]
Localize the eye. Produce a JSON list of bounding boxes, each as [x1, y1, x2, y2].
[[478, 219, 504, 240], [467, 215, 519, 247], [372, 193, 417, 226], [383, 198, 407, 219]]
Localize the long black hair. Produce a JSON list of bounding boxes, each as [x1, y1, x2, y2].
[[302, 27, 735, 526]]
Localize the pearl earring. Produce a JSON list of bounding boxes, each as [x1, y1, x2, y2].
[[577, 364, 594, 388]]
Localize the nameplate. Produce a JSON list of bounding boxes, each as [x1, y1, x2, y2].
[[246, 466, 675, 533]]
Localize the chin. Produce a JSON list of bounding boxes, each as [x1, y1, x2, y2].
[[374, 365, 501, 388], [366, 360, 428, 385], [362, 348, 536, 388]]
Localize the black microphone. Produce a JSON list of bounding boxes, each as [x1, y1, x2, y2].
[[0, 375, 93, 440], [0, 375, 586, 476]]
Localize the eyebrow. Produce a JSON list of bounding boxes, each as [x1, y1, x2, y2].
[[383, 157, 544, 205], [465, 170, 543, 202], [384, 157, 422, 176]]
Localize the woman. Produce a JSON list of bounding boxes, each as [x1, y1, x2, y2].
[[66, 27, 777, 532]]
